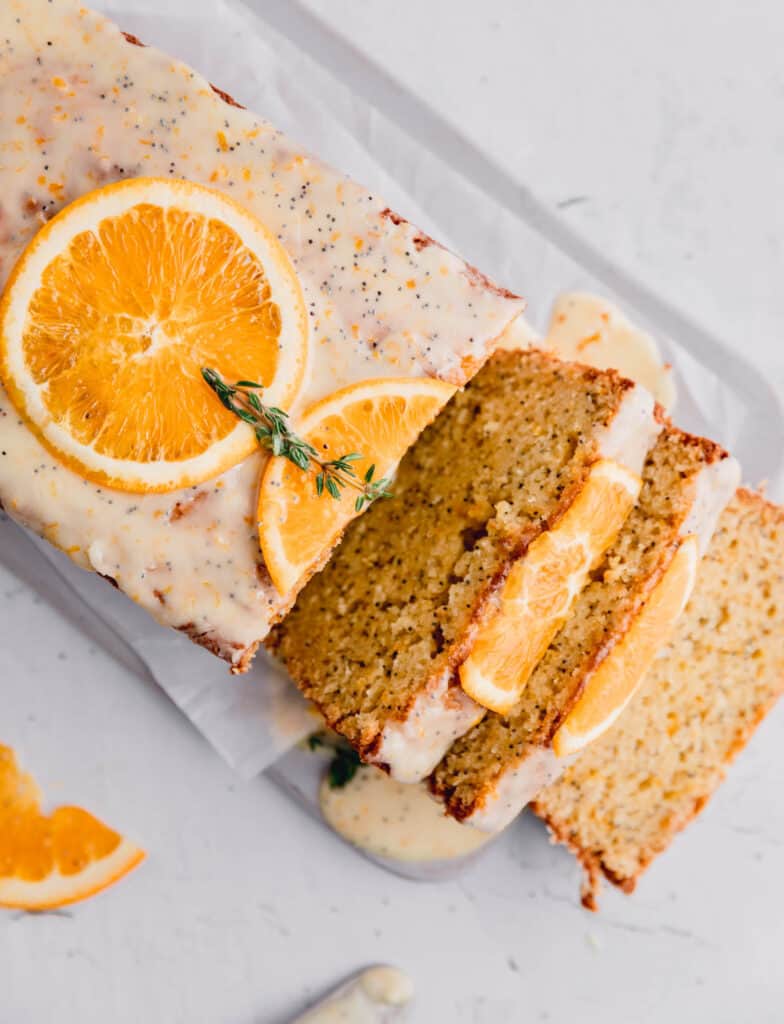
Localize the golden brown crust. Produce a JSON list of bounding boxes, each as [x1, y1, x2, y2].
[[530, 802, 607, 910], [429, 771, 478, 821], [735, 485, 784, 522], [175, 622, 257, 673]]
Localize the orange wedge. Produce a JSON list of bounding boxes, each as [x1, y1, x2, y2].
[[258, 376, 456, 595], [0, 177, 307, 493], [553, 535, 699, 758], [460, 459, 640, 714], [0, 744, 144, 910]]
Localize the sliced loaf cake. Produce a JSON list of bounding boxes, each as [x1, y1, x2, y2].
[[268, 348, 659, 780], [532, 490, 784, 908], [431, 427, 739, 828]]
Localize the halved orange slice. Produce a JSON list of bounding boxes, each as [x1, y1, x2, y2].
[[460, 460, 641, 714], [0, 177, 307, 492], [0, 744, 144, 910], [258, 376, 457, 595], [552, 535, 699, 757]]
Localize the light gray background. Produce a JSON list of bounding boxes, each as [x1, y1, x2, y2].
[[3, 2, 783, 1022]]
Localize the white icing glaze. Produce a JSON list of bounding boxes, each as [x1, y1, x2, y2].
[[546, 291, 676, 411], [294, 966, 413, 1023], [369, 670, 484, 782], [683, 454, 741, 555], [319, 765, 491, 861], [0, 0, 523, 665], [595, 383, 661, 477]]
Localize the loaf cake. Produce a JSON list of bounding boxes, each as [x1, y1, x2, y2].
[[532, 490, 784, 908], [431, 427, 739, 827], [0, 0, 523, 671], [269, 348, 659, 780]]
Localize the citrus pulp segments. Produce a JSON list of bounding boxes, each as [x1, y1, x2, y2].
[[0, 177, 308, 492], [0, 836, 145, 910], [460, 459, 642, 714]]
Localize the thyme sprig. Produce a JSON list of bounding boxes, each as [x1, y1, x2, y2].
[[306, 732, 363, 789], [201, 368, 393, 511]]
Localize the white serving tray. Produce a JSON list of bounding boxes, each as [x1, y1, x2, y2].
[[1, 0, 782, 883], [238, 0, 784, 878]]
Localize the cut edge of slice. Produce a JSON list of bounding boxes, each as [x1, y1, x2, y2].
[[459, 459, 642, 714], [258, 375, 457, 597], [552, 534, 700, 758], [0, 177, 308, 493]]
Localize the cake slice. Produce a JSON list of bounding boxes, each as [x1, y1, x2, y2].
[[269, 348, 659, 780], [0, 1, 524, 671], [431, 427, 739, 828], [532, 490, 784, 909]]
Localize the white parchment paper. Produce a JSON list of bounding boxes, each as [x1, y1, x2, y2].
[[0, 0, 781, 779]]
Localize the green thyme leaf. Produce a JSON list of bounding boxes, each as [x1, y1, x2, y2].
[[327, 746, 362, 789], [201, 368, 394, 509]]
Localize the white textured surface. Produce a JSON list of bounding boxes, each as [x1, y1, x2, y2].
[[3, 2, 784, 1022], [300, 0, 784, 402]]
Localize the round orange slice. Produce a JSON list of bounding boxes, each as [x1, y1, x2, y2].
[[552, 534, 699, 758], [460, 459, 641, 714], [0, 744, 144, 910], [0, 177, 307, 492], [258, 376, 457, 596]]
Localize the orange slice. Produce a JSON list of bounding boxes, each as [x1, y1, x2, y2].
[[258, 376, 456, 595], [0, 744, 144, 910], [460, 459, 641, 714], [0, 177, 307, 492], [553, 535, 699, 757]]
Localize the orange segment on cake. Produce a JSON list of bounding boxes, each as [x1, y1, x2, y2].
[[0, 0, 524, 672], [0, 177, 308, 493], [459, 458, 642, 714], [258, 376, 456, 597], [269, 349, 660, 782]]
